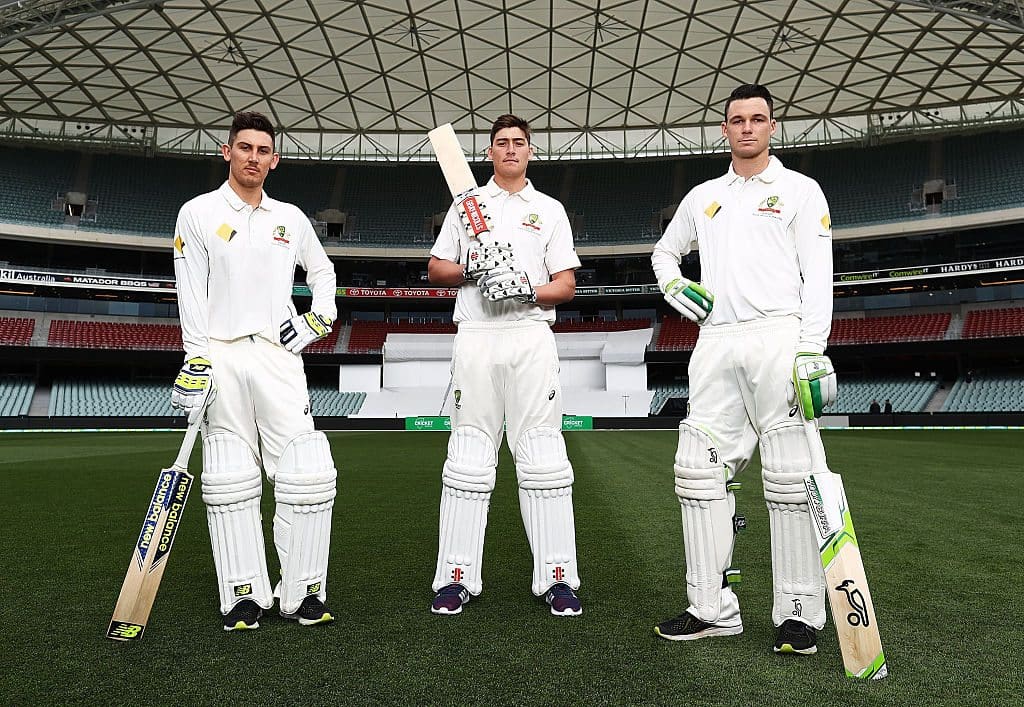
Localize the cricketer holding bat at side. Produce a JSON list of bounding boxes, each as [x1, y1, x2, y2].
[[427, 114, 584, 616], [172, 111, 339, 631], [651, 84, 838, 654]]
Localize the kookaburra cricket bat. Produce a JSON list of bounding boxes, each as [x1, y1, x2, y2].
[[106, 412, 204, 641], [803, 418, 888, 679], [428, 123, 494, 245]]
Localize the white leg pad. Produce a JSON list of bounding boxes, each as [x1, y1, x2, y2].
[[433, 426, 497, 595], [515, 426, 580, 595], [761, 422, 827, 628], [202, 432, 273, 614], [273, 431, 337, 614], [674, 421, 741, 627]]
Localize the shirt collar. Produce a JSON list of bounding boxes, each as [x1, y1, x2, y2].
[[726, 155, 782, 185], [485, 175, 536, 202], [218, 181, 274, 212]]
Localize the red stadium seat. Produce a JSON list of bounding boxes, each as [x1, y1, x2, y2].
[[0, 317, 34, 346], [961, 307, 1024, 339]]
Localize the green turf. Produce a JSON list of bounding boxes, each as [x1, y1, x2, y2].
[[1, 429, 1021, 705]]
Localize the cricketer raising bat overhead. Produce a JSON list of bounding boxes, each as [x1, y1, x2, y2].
[[106, 408, 206, 641], [802, 418, 888, 679], [428, 123, 494, 245]]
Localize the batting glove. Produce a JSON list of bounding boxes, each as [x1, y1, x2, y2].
[[171, 356, 216, 412], [280, 311, 334, 353], [478, 269, 536, 304], [790, 353, 838, 420], [465, 240, 516, 281], [661, 277, 713, 323]]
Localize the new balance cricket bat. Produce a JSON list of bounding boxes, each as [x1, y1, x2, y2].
[[106, 414, 203, 641], [428, 123, 494, 245], [803, 418, 888, 679]]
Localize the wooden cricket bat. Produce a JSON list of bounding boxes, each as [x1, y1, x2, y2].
[[802, 418, 888, 679], [106, 414, 203, 641], [428, 123, 494, 245]]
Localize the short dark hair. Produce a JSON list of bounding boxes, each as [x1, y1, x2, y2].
[[228, 111, 275, 145], [489, 114, 531, 145], [724, 84, 774, 120]]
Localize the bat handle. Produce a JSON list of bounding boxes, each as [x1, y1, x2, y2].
[[171, 395, 211, 470], [802, 415, 830, 473]]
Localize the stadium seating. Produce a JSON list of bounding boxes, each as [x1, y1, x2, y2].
[[961, 307, 1024, 339], [830, 378, 939, 414], [654, 316, 699, 351], [0, 377, 34, 416], [941, 376, 1024, 412], [348, 320, 457, 353], [0, 145, 75, 227], [48, 320, 182, 350], [828, 313, 951, 345], [308, 387, 366, 416], [552, 318, 651, 332], [0, 317, 35, 346], [649, 382, 689, 414], [49, 379, 180, 416], [303, 326, 342, 353]]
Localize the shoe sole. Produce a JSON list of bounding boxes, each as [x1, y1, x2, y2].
[[774, 643, 817, 655], [279, 610, 335, 626], [549, 606, 582, 617], [431, 604, 464, 615], [223, 620, 260, 631], [654, 624, 743, 641]]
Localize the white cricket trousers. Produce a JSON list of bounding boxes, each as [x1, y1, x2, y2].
[[686, 315, 801, 476], [451, 320, 563, 451], [205, 335, 315, 477]]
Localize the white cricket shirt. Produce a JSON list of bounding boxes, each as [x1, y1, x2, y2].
[[651, 156, 834, 353], [431, 176, 581, 323], [174, 181, 337, 360]]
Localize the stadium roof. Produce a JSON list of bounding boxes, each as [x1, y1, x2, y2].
[[2, 0, 1024, 160]]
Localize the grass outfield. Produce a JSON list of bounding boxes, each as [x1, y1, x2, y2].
[[1, 429, 1021, 705]]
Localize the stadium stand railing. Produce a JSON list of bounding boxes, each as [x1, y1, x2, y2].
[[552, 318, 652, 332]]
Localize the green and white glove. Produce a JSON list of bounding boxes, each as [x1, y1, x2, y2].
[[171, 356, 215, 412], [790, 352, 837, 420], [661, 277, 714, 323], [280, 311, 333, 353]]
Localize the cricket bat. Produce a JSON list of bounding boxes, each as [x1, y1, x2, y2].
[[428, 123, 494, 245], [803, 418, 888, 679], [106, 412, 204, 641]]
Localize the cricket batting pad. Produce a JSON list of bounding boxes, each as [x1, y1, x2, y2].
[[434, 426, 496, 595], [761, 422, 827, 629], [202, 432, 273, 613], [674, 421, 741, 627], [516, 426, 580, 595], [273, 431, 337, 614]]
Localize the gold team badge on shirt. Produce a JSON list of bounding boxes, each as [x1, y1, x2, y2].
[[273, 225, 290, 245], [757, 195, 783, 214], [520, 213, 542, 232]]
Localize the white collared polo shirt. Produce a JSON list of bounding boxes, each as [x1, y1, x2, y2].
[[432, 176, 581, 323], [173, 181, 337, 359], [652, 156, 834, 352]]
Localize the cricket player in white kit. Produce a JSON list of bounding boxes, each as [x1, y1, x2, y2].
[[651, 85, 838, 655], [427, 114, 584, 617], [172, 111, 339, 631]]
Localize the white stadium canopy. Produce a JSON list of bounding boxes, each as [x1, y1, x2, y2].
[[1, 0, 1023, 160]]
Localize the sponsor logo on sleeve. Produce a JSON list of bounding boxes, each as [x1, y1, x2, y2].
[[173, 234, 185, 255], [704, 201, 721, 219]]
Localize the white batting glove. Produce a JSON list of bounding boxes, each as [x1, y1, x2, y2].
[[789, 353, 838, 420], [465, 240, 516, 281], [171, 356, 216, 413], [661, 277, 714, 323], [280, 311, 334, 353], [479, 269, 536, 304]]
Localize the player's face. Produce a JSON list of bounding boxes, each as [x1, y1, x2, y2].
[[488, 127, 532, 182], [722, 98, 776, 160], [221, 129, 279, 190]]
